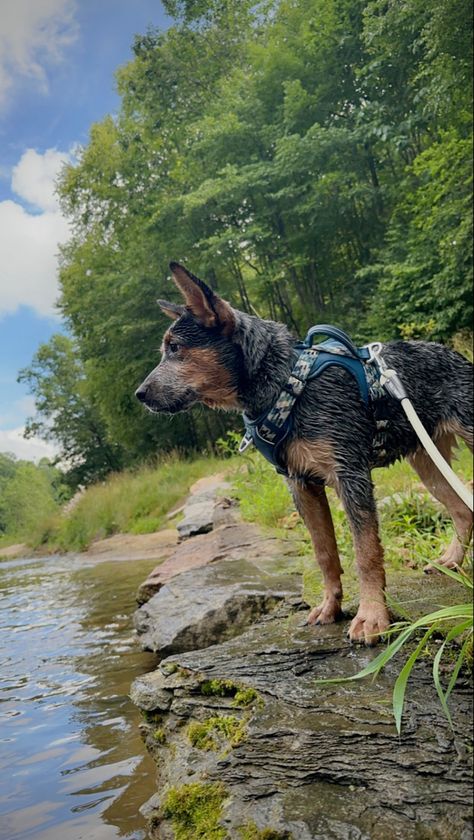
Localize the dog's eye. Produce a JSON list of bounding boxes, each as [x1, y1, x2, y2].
[[168, 341, 179, 354]]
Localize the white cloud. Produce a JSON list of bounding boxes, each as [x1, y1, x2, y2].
[[0, 0, 78, 110], [12, 147, 69, 211], [0, 425, 59, 462], [0, 147, 72, 318]]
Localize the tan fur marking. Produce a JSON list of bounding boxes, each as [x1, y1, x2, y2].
[[170, 265, 235, 333], [180, 348, 239, 410], [171, 265, 216, 327], [286, 438, 338, 486], [213, 297, 235, 336], [408, 431, 473, 569], [290, 481, 343, 625], [434, 418, 474, 452], [354, 522, 386, 596], [348, 520, 389, 644]]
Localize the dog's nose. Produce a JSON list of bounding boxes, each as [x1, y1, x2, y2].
[[135, 385, 148, 403]]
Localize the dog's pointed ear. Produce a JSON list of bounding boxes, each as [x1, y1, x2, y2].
[[158, 299, 185, 320], [169, 262, 235, 334]]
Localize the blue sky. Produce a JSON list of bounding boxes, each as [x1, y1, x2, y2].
[[0, 0, 170, 460]]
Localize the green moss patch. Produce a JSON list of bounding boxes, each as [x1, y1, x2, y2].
[[200, 679, 262, 707], [232, 687, 260, 707], [152, 727, 167, 744], [161, 781, 227, 840], [188, 715, 247, 750], [239, 823, 293, 840], [201, 678, 238, 697]]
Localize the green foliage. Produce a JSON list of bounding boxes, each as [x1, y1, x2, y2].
[[152, 728, 167, 744], [233, 456, 292, 528], [232, 687, 260, 708], [161, 782, 227, 840], [200, 679, 262, 708], [30, 454, 225, 552], [315, 565, 473, 734], [18, 335, 124, 488], [0, 453, 68, 544]]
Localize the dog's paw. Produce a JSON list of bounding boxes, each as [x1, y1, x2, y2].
[[307, 598, 342, 626], [424, 540, 466, 574], [348, 603, 390, 646], [424, 559, 460, 574]]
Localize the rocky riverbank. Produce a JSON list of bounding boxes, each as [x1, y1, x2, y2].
[[131, 479, 472, 839]]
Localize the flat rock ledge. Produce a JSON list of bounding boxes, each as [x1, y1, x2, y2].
[[133, 545, 302, 654], [131, 599, 473, 840]]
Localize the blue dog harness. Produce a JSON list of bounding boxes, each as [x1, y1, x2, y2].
[[239, 325, 381, 476]]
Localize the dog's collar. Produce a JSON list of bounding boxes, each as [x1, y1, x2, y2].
[[239, 325, 381, 477]]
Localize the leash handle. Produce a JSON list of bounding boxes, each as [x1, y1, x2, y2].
[[304, 324, 362, 359]]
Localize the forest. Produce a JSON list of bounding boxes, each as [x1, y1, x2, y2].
[[20, 0, 473, 488]]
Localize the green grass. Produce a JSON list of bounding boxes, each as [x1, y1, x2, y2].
[[29, 454, 236, 553]]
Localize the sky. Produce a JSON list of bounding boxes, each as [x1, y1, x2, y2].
[[0, 0, 171, 461]]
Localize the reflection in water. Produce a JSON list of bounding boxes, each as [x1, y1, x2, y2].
[[0, 553, 160, 840]]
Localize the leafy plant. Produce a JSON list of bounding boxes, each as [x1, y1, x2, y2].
[[315, 563, 473, 733]]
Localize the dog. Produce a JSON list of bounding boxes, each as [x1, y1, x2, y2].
[[136, 262, 473, 644]]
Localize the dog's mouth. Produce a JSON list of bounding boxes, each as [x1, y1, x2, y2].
[[141, 391, 198, 415]]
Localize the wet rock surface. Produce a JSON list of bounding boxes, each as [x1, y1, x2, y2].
[[132, 598, 473, 840], [131, 482, 473, 839], [176, 474, 231, 540], [133, 557, 298, 655], [135, 515, 298, 606]]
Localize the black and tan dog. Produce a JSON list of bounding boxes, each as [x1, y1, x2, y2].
[[136, 262, 473, 644]]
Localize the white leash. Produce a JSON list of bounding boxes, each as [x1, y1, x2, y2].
[[367, 343, 473, 513]]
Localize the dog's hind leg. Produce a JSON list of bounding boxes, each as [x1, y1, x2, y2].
[[337, 470, 390, 645], [290, 481, 344, 625], [408, 432, 473, 571]]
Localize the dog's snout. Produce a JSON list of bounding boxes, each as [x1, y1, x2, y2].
[[135, 384, 149, 403]]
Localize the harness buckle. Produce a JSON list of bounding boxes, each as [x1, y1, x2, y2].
[[238, 433, 254, 453]]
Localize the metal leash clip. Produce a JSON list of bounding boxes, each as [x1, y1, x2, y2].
[[366, 342, 408, 402]]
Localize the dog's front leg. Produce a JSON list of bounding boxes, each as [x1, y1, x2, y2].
[[290, 480, 343, 625], [337, 471, 390, 645]]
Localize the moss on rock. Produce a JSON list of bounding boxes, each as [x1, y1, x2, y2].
[[239, 825, 293, 840], [187, 715, 247, 750], [161, 781, 227, 840]]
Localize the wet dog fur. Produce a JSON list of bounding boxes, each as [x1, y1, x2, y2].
[[136, 262, 473, 644]]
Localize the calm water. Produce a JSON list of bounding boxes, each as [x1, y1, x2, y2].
[[0, 553, 160, 840]]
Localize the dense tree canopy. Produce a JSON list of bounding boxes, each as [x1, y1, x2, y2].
[[20, 0, 473, 486]]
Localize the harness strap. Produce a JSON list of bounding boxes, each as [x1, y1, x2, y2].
[[241, 325, 377, 476]]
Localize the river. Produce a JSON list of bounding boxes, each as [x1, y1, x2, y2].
[[0, 552, 160, 840]]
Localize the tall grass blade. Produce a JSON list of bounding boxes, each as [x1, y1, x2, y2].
[[393, 626, 436, 734], [445, 634, 473, 702], [425, 562, 473, 589]]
